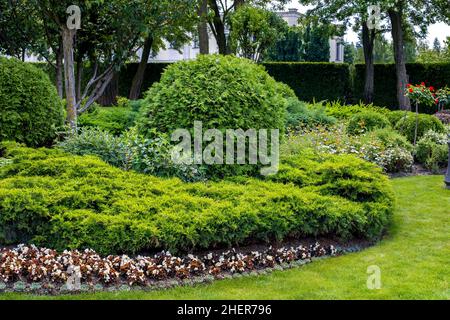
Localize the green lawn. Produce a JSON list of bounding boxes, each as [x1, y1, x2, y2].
[[1, 175, 449, 300]]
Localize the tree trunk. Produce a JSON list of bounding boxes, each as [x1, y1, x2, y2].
[[388, 8, 411, 110], [62, 27, 77, 131], [76, 55, 83, 102], [197, 0, 209, 54], [55, 45, 64, 98], [129, 35, 153, 100], [362, 22, 376, 104], [208, 0, 228, 54], [97, 72, 119, 106]]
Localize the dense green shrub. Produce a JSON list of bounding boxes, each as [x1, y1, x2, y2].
[[283, 125, 413, 173], [285, 99, 336, 129], [394, 113, 445, 143], [57, 127, 205, 182], [0, 142, 394, 254], [262, 62, 351, 102], [0, 57, 64, 147], [385, 110, 410, 127], [363, 128, 413, 152], [347, 111, 391, 135], [137, 55, 295, 178], [138, 55, 294, 135], [324, 101, 390, 119], [415, 130, 448, 172], [78, 99, 143, 135]]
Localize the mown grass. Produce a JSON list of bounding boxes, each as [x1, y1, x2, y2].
[[1, 175, 448, 300]]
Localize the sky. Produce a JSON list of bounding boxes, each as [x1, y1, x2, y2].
[[287, 1, 450, 46]]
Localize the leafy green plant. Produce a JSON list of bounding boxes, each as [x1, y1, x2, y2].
[[415, 130, 448, 172], [78, 101, 142, 135], [137, 55, 294, 135], [324, 101, 390, 120], [283, 126, 413, 173], [0, 57, 64, 147], [0, 142, 394, 254], [57, 127, 205, 182], [394, 113, 445, 143], [285, 99, 336, 130], [346, 111, 391, 135], [137, 55, 295, 178]]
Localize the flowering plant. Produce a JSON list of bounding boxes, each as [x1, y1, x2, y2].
[[405, 83, 437, 107], [405, 82, 438, 144]]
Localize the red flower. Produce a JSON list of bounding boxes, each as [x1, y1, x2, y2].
[[407, 84, 412, 88], [409, 88, 414, 93], [421, 82, 425, 86], [435, 99, 439, 104], [429, 86, 435, 92]]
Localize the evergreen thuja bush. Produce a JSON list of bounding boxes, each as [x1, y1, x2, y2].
[[137, 54, 295, 135], [0, 57, 64, 147]]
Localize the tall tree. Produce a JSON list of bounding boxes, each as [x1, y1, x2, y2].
[[205, 0, 289, 55], [266, 26, 303, 61], [302, 17, 333, 62], [128, 0, 197, 100], [388, 5, 410, 109], [229, 5, 287, 61], [299, 0, 388, 103], [34, 0, 149, 130], [197, 0, 209, 54]]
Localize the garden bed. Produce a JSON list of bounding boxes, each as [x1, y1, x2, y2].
[[0, 237, 371, 295], [0, 142, 394, 255]]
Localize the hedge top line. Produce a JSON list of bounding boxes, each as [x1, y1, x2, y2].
[[27, 61, 450, 112]]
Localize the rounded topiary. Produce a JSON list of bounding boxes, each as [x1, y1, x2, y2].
[[137, 54, 295, 135], [0, 57, 64, 147], [394, 113, 445, 143], [346, 111, 391, 135]]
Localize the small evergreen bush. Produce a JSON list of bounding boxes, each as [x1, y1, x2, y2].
[[285, 99, 336, 129], [394, 113, 445, 143], [347, 111, 391, 135], [0, 57, 64, 147], [415, 130, 448, 172]]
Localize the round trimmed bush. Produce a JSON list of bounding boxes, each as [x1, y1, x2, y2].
[[0, 57, 64, 147], [415, 130, 448, 172], [346, 111, 391, 135], [394, 113, 445, 143], [137, 54, 295, 135]]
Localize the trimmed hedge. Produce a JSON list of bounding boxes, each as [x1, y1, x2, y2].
[[32, 61, 450, 108], [263, 62, 351, 102], [117, 63, 170, 98], [353, 63, 450, 113], [0, 142, 394, 255], [0, 58, 64, 147]]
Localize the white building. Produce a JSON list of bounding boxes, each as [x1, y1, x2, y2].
[[147, 8, 344, 63]]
